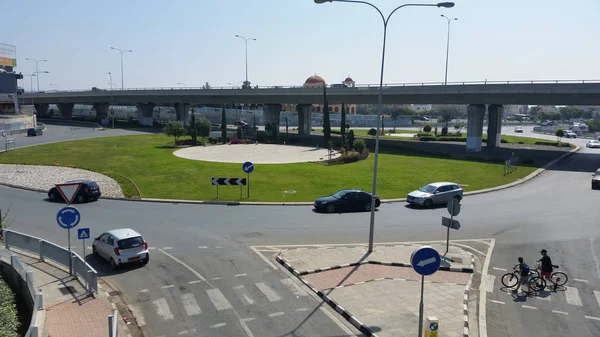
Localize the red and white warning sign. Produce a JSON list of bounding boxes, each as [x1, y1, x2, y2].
[[55, 182, 83, 204]]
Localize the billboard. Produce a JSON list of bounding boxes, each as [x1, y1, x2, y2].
[[0, 43, 16, 67]]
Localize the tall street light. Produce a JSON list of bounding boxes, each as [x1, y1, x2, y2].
[[177, 82, 187, 88], [235, 35, 257, 88], [314, 0, 455, 255], [49, 83, 60, 91], [441, 15, 458, 85], [108, 72, 114, 90], [110, 47, 133, 89], [25, 74, 36, 93], [25, 58, 47, 92], [33, 71, 49, 91]]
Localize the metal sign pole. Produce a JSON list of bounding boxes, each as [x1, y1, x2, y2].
[[216, 185, 219, 199], [418, 274, 425, 337], [247, 173, 250, 198], [83, 238, 86, 261], [66, 200, 73, 276], [239, 184, 242, 199], [444, 213, 452, 257]]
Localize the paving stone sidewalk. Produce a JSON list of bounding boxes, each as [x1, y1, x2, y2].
[[0, 246, 128, 337]]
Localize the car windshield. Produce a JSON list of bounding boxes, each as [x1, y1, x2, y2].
[[332, 190, 349, 199], [595, 171, 600, 177], [418, 184, 438, 193], [117, 236, 144, 249]]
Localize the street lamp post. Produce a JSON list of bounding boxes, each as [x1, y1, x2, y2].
[[441, 15, 458, 85], [235, 35, 257, 88], [26, 74, 36, 93], [110, 47, 133, 89], [49, 84, 60, 91], [313, 0, 455, 257], [177, 82, 187, 88], [25, 58, 47, 92], [108, 72, 114, 90]]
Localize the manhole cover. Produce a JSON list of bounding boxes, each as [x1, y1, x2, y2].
[[58, 286, 77, 295], [284, 190, 296, 194], [108, 290, 121, 296]]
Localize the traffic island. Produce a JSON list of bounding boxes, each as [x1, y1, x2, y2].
[[276, 243, 477, 337]]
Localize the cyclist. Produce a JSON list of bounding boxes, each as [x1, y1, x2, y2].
[[538, 249, 558, 291], [513, 257, 531, 294]]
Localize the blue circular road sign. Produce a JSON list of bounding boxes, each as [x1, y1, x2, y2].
[[410, 246, 441, 276], [56, 206, 81, 229], [242, 161, 254, 174]]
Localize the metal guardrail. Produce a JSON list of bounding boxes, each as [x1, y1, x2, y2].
[[5, 253, 43, 337]]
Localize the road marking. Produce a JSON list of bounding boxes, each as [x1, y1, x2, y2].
[[490, 300, 505, 305], [138, 289, 149, 293], [492, 267, 507, 272], [521, 305, 537, 310], [127, 305, 146, 326], [153, 298, 174, 320], [573, 278, 588, 283], [281, 278, 308, 297], [250, 246, 279, 270], [296, 308, 310, 312], [159, 248, 207, 281], [206, 288, 233, 311], [233, 285, 256, 305], [241, 317, 255, 322], [148, 247, 157, 250], [319, 307, 356, 336], [181, 293, 202, 316], [212, 277, 222, 280], [591, 238, 600, 280], [178, 331, 188, 335], [211, 323, 227, 328], [552, 310, 569, 315], [188, 280, 201, 285], [163, 247, 172, 250], [481, 275, 495, 293], [565, 286, 583, 306], [161, 285, 174, 289], [594, 291, 600, 308], [198, 246, 208, 249], [215, 246, 223, 248], [239, 319, 256, 337], [268, 312, 285, 317], [537, 294, 551, 301], [235, 273, 248, 277], [256, 282, 281, 302], [479, 238, 495, 337], [585, 316, 600, 321]]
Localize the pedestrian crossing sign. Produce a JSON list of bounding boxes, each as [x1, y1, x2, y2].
[[78, 228, 90, 240]]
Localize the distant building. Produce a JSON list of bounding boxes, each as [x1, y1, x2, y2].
[[282, 75, 358, 115], [410, 104, 432, 112]]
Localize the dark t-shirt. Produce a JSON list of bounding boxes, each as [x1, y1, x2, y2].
[[539, 255, 553, 272]]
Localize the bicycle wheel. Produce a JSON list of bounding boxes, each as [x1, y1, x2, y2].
[[551, 272, 568, 286], [502, 273, 519, 287], [529, 276, 546, 292], [530, 269, 540, 278]]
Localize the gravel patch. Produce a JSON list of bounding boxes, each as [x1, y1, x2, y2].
[[0, 164, 124, 198]]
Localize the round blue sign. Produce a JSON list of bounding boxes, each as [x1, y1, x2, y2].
[[56, 206, 81, 229], [242, 161, 254, 174], [410, 246, 441, 276], [430, 322, 438, 331]]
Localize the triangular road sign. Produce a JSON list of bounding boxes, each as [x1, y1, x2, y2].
[[56, 182, 83, 204]]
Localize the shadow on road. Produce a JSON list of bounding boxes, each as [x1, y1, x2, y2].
[[84, 253, 146, 277], [543, 152, 600, 173]]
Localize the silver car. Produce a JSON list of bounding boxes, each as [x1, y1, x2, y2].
[[406, 182, 463, 208], [92, 228, 149, 269]]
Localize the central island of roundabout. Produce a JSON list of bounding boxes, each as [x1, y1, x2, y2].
[[0, 132, 575, 203]]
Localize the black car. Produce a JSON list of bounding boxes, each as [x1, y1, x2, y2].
[[48, 180, 102, 203], [314, 189, 381, 213], [27, 127, 43, 136]]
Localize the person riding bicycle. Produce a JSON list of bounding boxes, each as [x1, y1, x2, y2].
[[538, 249, 558, 291], [513, 257, 531, 294]]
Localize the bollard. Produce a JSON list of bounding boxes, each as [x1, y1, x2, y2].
[[87, 270, 93, 295], [424, 316, 438, 337], [38, 240, 44, 262], [37, 289, 43, 310], [10, 254, 17, 267]]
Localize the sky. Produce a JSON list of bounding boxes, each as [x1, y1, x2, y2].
[[5, 0, 600, 91]]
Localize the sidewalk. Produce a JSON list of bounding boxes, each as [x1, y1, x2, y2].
[[276, 243, 477, 337], [0, 245, 129, 337]]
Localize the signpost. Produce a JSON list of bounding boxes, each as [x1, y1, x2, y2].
[[78, 228, 90, 260], [442, 198, 461, 257], [242, 161, 254, 198], [411, 246, 441, 337], [55, 182, 83, 275], [424, 317, 439, 337], [211, 178, 247, 199]]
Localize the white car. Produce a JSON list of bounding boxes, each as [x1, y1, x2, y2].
[[514, 126, 523, 133], [92, 228, 149, 269], [587, 140, 600, 148]]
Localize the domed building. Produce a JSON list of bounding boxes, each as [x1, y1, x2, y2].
[[303, 74, 327, 88], [283, 74, 357, 115]]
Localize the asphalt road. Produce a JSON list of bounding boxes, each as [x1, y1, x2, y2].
[[1, 124, 600, 336]]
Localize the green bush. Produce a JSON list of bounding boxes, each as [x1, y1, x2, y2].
[[345, 122, 350, 129], [437, 137, 466, 142], [325, 148, 369, 165], [0, 279, 19, 337], [416, 132, 434, 137], [419, 137, 438, 141], [354, 138, 366, 153], [347, 130, 356, 150], [423, 124, 432, 132], [208, 137, 218, 144], [331, 130, 342, 135], [368, 128, 377, 137], [534, 141, 571, 147], [441, 126, 448, 136], [265, 123, 273, 131]]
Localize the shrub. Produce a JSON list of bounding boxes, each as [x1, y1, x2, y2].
[[416, 132, 434, 137], [534, 141, 570, 147], [441, 126, 448, 136], [162, 120, 187, 146], [208, 137, 218, 144], [437, 137, 466, 142], [243, 139, 255, 144], [419, 137, 438, 141], [345, 122, 350, 129], [387, 129, 395, 134], [518, 141, 525, 144], [331, 130, 342, 135], [347, 130, 356, 150], [230, 138, 242, 144], [423, 124, 432, 132], [193, 117, 212, 139], [368, 128, 377, 137], [501, 139, 508, 143], [265, 123, 273, 131], [0, 279, 19, 337], [555, 128, 564, 138], [325, 148, 369, 165], [354, 138, 366, 153]]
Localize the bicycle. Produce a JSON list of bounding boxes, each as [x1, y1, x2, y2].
[[534, 264, 569, 289], [501, 264, 545, 291]]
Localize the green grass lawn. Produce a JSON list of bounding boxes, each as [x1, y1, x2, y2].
[[0, 134, 539, 202]]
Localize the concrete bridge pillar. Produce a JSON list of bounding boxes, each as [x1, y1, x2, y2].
[[487, 104, 504, 148], [263, 104, 282, 141], [296, 104, 313, 136], [57, 103, 74, 120], [137, 103, 156, 126], [174, 103, 191, 127], [93, 103, 109, 122], [34, 103, 49, 118], [466, 104, 485, 152]]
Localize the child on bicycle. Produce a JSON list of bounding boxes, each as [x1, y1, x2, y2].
[[513, 257, 531, 294], [538, 249, 558, 291]]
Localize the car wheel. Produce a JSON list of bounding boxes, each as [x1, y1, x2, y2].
[[92, 245, 98, 256], [326, 204, 336, 213], [365, 202, 372, 211], [76, 195, 85, 203], [49, 191, 57, 200], [453, 196, 462, 203], [423, 199, 433, 208], [110, 258, 118, 270]]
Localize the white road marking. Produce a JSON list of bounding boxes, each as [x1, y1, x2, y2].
[[522, 305, 538, 310], [153, 298, 174, 320], [565, 286, 583, 306], [233, 285, 256, 305], [319, 307, 356, 336], [451, 242, 487, 256], [212, 277, 222, 280], [138, 289, 149, 293], [492, 267, 507, 272], [127, 305, 146, 326], [594, 291, 600, 308], [181, 293, 202, 316], [268, 312, 285, 317], [296, 308, 310, 312], [206, 288, 233, 311], [591, 238, 600, 280], [250, 246, 279, 270], [490, 300, 505, 305], [481, 275, 495, 293], [586, 316, 600, 321], [161, 285, 174, 289], [256, 282, 281, 302], [198, 246, 208, 249], [479, 238, 495, 337], [178, 331, 188, 335], [537, 294, 552, 301], [188, 280, 201, 285], [281, 278, 309, 297], [235, 273, 248, 277], [239, 319, 256, 337], [211, 323, 227, 328], [215, 246, 223, 248], [159, 248, 207, 281], [241, 317, 255, 322], [573, 278, 588, 283], [148, 247, 157, 250], [552, 310, 569, 315], [163, 247, 172, 250]]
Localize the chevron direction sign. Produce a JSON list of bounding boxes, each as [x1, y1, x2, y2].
[[212, 178, 247, 186]]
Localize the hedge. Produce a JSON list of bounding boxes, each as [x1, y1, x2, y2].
[[534, 141, 571, 148], [0, 278, 19, 337]]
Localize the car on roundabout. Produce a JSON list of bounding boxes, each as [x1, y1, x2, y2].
[[592, 169, 600, 190], [47, 180, 102, 203], [406, 182, 463, 208], [314, 189, 381, 213], [92, 228, 149, 270], [586, 140, 600, 148], [514, 126, 523, 133]]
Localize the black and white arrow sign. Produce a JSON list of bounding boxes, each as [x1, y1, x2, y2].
[[212, 178, 247, 186]]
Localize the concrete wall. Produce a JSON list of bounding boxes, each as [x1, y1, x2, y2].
[[0, 115, 35, 131], [0, 260, 34, 324]]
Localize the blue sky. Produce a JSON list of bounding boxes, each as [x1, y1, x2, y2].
[[5, 0, 600, 91]]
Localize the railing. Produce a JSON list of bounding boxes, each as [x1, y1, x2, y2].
[[20, 79, 600, 94]]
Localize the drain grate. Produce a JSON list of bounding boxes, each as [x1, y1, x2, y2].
[[108, 290, 121, 296], [58, 286, 77, 295]]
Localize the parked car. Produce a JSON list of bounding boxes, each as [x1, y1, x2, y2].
[[586, 140, 600, 148], [92, 228, 149, 269], [314, 189, 380, 213], [27, 127, 43, 136], [406, 182, 463, 208], [514, 126, 523, 133], [47, 180, 102, 203], [564, 130, 577, 139], [592, 169, 600, 190]]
